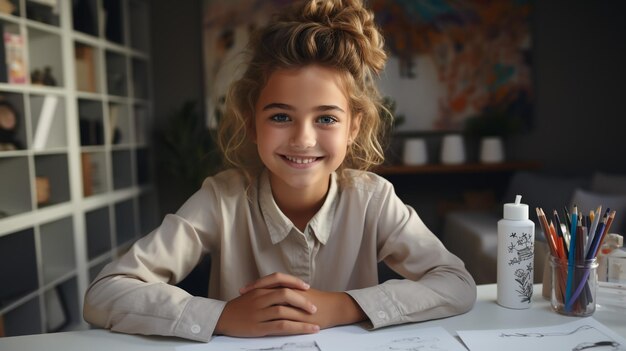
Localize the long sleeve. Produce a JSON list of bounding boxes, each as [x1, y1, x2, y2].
[[345, 179, 476, 328], [83, 213, 226, 342]]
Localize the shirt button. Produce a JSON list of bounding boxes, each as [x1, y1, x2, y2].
[[191, 324, 201, 334], [377, 311, 387, 320]]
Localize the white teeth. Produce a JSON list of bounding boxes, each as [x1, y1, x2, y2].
[[285, 155, 317, 164]]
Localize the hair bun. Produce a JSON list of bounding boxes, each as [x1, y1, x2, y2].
[[285, 0, 387, 78]]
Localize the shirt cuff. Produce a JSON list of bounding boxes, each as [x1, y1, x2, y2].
[[346, 285, 402, 329], [174, 296, 226, 342]]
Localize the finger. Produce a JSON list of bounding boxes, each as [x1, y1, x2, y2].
[[257, 288, 317, 314], [261, 304, 315, 323], [257, 320, 320, 336], [240, 272, 310, 294]]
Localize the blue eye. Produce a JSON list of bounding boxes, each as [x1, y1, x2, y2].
[[270, 114, 290, 122], [317, 115, 337, 124]]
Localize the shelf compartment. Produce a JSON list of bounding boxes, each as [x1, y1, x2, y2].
[[88, 259, 110, 282], [0, 295, 42, 336], [81, 150, 107, 197], [0, 92, 26, 151], [105, 50, 127, 96], [0, 156, 32, 217], [138, 191, 158, 236], [128, 0, 149, 52], [0, 228, 38, 309], [111, 149, 132, 190], [133, 103, 149, 146], [44, 277, 79, 332], [77, 98, 104, 146], [131, 58, 148, 99], [108, 102, 131, 145], [85, 206, 111, 260], [34, 153, 70, 207], [114, 198, 136, 246], [40, 216, 75, 285], [26, 0, 60, 27], [27, 27, 63, 87], [72, 0, 99, 37], [29, 93, 66, 150], [74, 42, 100, 93], [135, 147, 150, 185], [103, 0, 124, 45]]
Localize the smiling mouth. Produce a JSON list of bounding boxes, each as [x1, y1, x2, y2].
[[282, 155, 321, 164]]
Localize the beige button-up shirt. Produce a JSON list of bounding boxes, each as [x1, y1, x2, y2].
[[84, 169, 476, 342]]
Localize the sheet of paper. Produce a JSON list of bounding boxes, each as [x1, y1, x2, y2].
[[176, 325, 466, 351], [457, 317, 626, 351]]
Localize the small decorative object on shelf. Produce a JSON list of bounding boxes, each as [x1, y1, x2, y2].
[[440, 134, 465, 165], [479, 136, 505, 163], [42, 66, 57, 86], [31, 68, 43, 84], [464, 107, 524, 164], [0, 99, 21, 150], [403, 137, 427, 165], [0, 0, 15, 15], [31, 66, 58, 86]]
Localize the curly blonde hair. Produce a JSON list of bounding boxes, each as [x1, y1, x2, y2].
[[217, 0, 390, 183]]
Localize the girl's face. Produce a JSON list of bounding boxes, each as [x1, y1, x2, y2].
[[254, 65, 359, 196]]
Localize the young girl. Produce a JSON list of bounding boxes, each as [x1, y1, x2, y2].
[[83, 0, 476, 342]]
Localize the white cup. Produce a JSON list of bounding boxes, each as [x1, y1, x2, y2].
[[479, 137, 504, 163], [403, 138, 428, 165], [440, 134, 465, 164]]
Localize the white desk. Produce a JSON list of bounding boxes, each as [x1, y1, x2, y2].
[[0, 284, 624, 351]]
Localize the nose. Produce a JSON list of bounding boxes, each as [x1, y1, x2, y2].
[[289, 122, 316, 149]]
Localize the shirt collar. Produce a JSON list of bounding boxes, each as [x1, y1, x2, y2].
[[259, 170, 338, 245]]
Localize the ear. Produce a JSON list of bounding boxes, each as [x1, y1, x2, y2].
[[348, 113, 362, 145]]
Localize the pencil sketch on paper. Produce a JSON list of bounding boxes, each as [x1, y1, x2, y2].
[[242, 341, 320, 351], [500, 324, 626, 351], [366, 336, 449, 351]]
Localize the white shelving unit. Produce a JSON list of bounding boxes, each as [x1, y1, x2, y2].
[[0, 0, 159, 337]]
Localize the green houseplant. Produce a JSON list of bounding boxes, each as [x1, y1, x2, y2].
[[160, 100, 221, 195]]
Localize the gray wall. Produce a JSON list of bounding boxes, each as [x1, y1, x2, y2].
[[508, 0, 626, 174], [150, 0, 626, 216], [151, 1, 205, 215]]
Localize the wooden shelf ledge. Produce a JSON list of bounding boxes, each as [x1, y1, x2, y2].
[[374, 161, 541, 176]]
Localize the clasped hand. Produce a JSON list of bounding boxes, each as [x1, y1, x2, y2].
[[214, 272, 365, 337]]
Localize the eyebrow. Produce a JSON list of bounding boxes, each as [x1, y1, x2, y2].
[[262, 103, 345, 113]]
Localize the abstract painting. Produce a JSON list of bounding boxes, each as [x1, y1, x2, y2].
[[371, 0, 533, 132]]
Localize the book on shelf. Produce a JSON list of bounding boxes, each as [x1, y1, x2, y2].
[[32, 95, 59, 150], [0, 23, 7, 82], [4, 31, 27, 84], [108, 104, 122, 144], [75, 45, 96, 92], [81, 152, 93, 197]]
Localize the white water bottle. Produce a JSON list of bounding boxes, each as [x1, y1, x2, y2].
[[497, 194, 535, 309]]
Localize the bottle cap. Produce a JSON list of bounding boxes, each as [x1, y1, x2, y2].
[[503, 195, 528, 220]]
